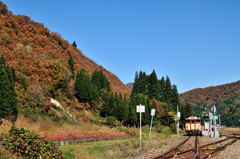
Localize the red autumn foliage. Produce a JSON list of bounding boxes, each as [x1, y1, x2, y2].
[[0, 2, 130, 109], [180, 80, 240, 107], [42, 131, 130, 141]]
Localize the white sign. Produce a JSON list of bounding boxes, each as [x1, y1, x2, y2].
[[136, 105, 145, 113], [177, 112, 181, 118], [151, 109, 156, 116]]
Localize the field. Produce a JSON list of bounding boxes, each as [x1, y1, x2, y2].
[[219, 127, 240, 135], [59, 132, 180, 159]]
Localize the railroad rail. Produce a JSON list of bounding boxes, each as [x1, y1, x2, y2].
[[152, 135, 239, 159], [153, 136, 192, 159]]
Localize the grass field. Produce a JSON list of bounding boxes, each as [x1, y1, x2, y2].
[[59, 132, 180, 159]]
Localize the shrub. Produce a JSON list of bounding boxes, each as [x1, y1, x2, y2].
[[0, 56, 18, 123], [106, 116, 120, 127], [0, 2, 8, 15], [1, 127, 64, 159]]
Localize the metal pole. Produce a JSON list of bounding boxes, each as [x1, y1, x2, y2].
[[209, 112, 211, 137], [177, 105, 179, 135], [149, 115, 153, 139], [214, 106, 217, 137], [140, 110, 142, 148]]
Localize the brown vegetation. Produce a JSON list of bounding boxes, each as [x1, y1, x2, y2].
[[180, 80, 240, 106], [0, 2, 130, 111]]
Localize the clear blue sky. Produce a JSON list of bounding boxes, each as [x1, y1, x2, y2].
[[3, 0, 240, 93]]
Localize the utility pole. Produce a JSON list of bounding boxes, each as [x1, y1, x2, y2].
[[213, 105, 217, 137], [209, 112, 212, 137], [176, 105, 180, 135]]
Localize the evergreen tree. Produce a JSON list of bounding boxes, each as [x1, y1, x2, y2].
[[100, 92, 129, 124], [127, 104, 138, 127], [68, 53, 74, 75], [129, 94, 152, 126], [74, 69, 99, 103], [0, 56, 18, 123], [72, 41, 77, 48], [158, 77, 165, 101], [148, 70, 159, 99], [171, 84, 179, 108], [179, 101, 192, 127], [131, 71, 148, 96], [131, 72, 139, 95], [91, 70, 110, 91]]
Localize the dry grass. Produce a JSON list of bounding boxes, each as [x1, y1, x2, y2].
[[0, 112, 127, 139], [220, 127, 240, 135], [59, 133, 180, 159]]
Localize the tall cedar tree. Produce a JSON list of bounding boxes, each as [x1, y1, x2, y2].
[[72, 41, 77, 48], [148, 70, 159, 99], [129, 94, 152, 126], [91, 70, 110, 91], [158, 77, 165, 101], [100, 92, 128, 124], [0, 56, 18, 123], [131, 71, 148, 96], [68, 53, 74, 75], [74, 69, 99, 103], [179, 101, 192, 127]]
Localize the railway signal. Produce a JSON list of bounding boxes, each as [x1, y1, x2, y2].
[[136, 104, 145, 148]]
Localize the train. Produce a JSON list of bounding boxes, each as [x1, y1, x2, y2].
[[185, 116, 202, 135]]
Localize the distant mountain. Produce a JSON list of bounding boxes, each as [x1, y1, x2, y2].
[[126, 83, 133, 91], [0, 1, 130, 111], [180, 81, 240, 127]]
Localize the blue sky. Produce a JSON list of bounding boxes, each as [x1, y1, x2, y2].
[[3, 0, 240, 93]]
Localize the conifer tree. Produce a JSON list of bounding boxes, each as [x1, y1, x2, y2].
[[91, 70, 110, 91], [131, 71, 148, 96], [74, 69, 99, 103], [68, 53, 74, 75], [171, 84, 179, 108], [131, 72, 139, 95], [130, 94, 152, 126], [179, 101, 192, 127], [72, 41, 77, 48], [0, 56, 18, 123], [148, 70, 159, 99], [158, 77, 165, 101]]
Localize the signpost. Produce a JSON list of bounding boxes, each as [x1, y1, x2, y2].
[[176, 105, 181, 135], [212, 105, 217, 137], [149, 109, 155, 139], [136, 104, 145, 148]]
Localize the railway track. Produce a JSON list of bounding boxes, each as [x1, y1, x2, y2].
[[149, 135, 240, 159], [152, 136, 193, 159]]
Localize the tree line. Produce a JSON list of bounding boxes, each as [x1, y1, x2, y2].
[[0, 54, 192, 130], [73, 68, 192, 129]]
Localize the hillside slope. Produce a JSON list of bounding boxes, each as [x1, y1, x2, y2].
[[0, 2, 130, 110], [180, 81, 240, 126]]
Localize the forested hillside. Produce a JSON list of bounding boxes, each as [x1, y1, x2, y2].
[[0, 1, 193, 130], [180, 81, 240, 127], [0, 1, 129, 115]]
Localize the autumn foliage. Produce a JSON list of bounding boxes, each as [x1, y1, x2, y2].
[[0, 1, 130, 111]]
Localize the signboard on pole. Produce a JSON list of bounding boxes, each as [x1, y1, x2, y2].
[[177, 112, 181, 119], [151, 109, 155, 116], [136, 104, 145, 147], [210, 116, 218, 120], [137, 105, 145, 113]]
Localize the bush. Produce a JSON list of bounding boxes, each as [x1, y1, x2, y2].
[[106, 116, 120, 128], [1, 127, 64, 159]]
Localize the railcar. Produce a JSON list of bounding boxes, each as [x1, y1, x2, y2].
[[185, 116, 202, 135]]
